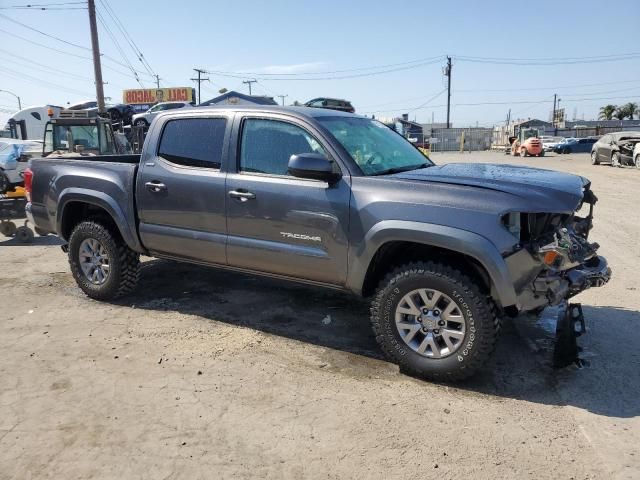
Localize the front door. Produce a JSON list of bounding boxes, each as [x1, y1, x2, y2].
[[226, 116, 350, 286], [136, 115, 230, 264]]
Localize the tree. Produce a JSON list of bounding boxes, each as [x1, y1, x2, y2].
[[614, 106, 627, 120], [599, 104, 617, 120], [622, 102, 638, 120]]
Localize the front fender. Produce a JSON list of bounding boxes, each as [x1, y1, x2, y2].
[[57, 188, 143, 252], [346, 220, 517, 308]]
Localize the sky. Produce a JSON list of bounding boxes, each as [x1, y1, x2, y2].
[[1, 0, 639, 127]]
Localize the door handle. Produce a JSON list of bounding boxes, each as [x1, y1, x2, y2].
[[145, 181, 167, 193], [228, 190, 256, 202]]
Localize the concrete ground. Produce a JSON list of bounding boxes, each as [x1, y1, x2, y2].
[[1, 151, 638, 479]]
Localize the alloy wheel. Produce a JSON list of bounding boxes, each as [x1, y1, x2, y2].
[[395, 288, 466, 358], [79, 238, 110, 285]]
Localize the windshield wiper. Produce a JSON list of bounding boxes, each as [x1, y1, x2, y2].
[[370, 163, 433, 176]]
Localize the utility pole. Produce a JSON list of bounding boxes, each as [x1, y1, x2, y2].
[[87, 0, 105, 114], [154, 74, 161, 89], [242, 79, 257, 95], [277, 94, 288, 106], [444, 56, 452, 129], [190, 68, 209, 104], [0, 89, 21, 110], [552, 93, 557, 128]]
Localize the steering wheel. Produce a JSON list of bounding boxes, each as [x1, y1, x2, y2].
[[363, 152, 384, 168]]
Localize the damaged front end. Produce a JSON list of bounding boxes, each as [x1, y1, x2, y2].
[[503, 182, 612, 312]]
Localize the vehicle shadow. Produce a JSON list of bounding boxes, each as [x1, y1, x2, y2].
[[0, 235, 65, 247], [123, 258, 639, 419]]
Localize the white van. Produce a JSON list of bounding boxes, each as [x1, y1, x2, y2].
[[5, 105, 62, 141]]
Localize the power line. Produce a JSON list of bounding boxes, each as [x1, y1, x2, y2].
[[204, 58, 443, 81], [205, 56, 445, 77], [455, 53, 640, 65], [0, 49, 94, 81], [96, 9, 144, 87], [0, 65, 94, 97], [0, 12, 91, 50], [456, 79, 640, 93], [98, 0, 157, 78]]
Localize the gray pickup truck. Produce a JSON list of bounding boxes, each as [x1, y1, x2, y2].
[[25, 106, 611, 380]]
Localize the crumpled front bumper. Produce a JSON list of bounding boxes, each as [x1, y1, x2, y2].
[[507, 249, 612, 312]]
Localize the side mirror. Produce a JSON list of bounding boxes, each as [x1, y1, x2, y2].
[[288, 153, 341, 183]]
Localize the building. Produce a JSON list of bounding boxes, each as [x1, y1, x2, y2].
[[198, 91, 278, 107]]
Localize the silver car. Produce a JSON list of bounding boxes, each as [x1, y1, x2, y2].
[[131, 101, 193, 127]]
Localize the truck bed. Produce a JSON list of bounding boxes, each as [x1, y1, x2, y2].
[[28, 156, 141, 249]]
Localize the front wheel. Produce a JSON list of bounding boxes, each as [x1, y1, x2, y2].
[[591, 151, 600, 165], [611, 152, 621, 167], [520, 148, 527, 157], [68, 221, 140, 300], [370, 262, 499, 381], [538, 150, 545, 157]]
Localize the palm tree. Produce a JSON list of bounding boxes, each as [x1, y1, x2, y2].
[[599, 104, 617, 120], [614, 106, 627, 120], [622, 102, 638, 120]]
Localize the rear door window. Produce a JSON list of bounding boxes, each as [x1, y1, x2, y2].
[[158, 118, 226, 169]]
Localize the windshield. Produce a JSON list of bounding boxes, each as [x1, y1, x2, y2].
[[53, 125, 100, 152], [317, 116, 433, 175]]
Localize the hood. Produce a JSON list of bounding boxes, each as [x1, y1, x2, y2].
[[391, 163, 587, 212]]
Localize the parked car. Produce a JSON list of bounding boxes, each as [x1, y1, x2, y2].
[[67, 101, 135, 126], [553, 137, 597, 154], [0, 139, 42, 193], [26, 106, 610, 381], [130, 101, 193, 127], [304, 97, 355, 113], [591, 131, 640, 167], [540, 136, 564, 152]]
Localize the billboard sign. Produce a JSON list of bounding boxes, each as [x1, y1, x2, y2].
[[123, 87, 195, 105]]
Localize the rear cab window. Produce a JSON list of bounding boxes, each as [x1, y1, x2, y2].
[[158, 117, 226, 169]]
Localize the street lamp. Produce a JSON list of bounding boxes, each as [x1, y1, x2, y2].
[[0, 89, 22, 110]]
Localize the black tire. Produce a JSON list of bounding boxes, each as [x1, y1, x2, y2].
[[564, 147, 572, 154], [0, 221, 17, 237], [538, 150, 545, 157], [34, 227, 48, 236], [591, 151, 600, 165], [68, 220, 140, 300], [15, 226, 34, 243], [370, 261, 500, 381], [0, 170, 9, 194], [520, 148, 527, 157], [635, 155, 640, 169], [611, 152, 621, 167]]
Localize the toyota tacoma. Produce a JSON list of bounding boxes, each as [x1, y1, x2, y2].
[[24, 106, 611, 380]]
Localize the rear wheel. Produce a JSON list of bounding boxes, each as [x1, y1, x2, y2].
[[611, 152, 621, 167], [68, 220, 140, 300], [370, 261, 500, 381], [0, 221, 17, 237], [15, 226, 34, 244], [591, 151, 600, 165]]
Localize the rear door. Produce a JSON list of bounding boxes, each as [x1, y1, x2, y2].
[[225, 114, 351, 285], [136, 113, 230, 264]]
